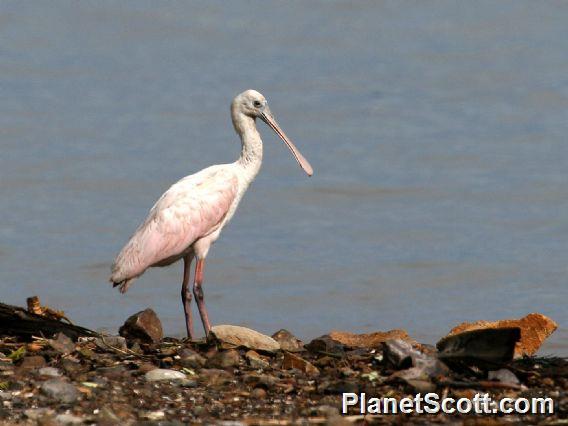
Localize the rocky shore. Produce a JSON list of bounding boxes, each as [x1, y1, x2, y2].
[[0, 303, 565, 425]]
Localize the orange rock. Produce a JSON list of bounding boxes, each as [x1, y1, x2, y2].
[[281, 352, 319, 376], [328, 329, 414, 348], [445, 313, 557, 358]]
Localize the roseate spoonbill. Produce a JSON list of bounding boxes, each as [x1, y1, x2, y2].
[[110, 90, 313, 339]]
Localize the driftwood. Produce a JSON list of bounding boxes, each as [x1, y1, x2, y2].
[[0, 302, 98, 341]]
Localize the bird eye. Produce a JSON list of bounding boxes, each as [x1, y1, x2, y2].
[[253, 100, 262, 108]]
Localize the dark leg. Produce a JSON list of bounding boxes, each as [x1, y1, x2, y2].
[[193, 258, 211, 336], [181, 254, 194, 339]]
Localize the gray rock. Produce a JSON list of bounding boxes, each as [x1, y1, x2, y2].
[[49, 332, 75, 355], [311, 405, 340, 418], [176, 378, 198, 388], [437, 327, 521, 365], [95, 335, 127, 352], [55, 413, 85, 425], [383, 339, 417, 369], [119, 308, 163, 343], [40, 379, 79, 403], [488, 368, 520, 385], [144, 368, 186, 382], [210, 325, 280, 353], [384, 339, 449, 382], [38, 367, 62, 377]]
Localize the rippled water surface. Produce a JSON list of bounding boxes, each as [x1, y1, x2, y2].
[[1, 1, 567, 353]]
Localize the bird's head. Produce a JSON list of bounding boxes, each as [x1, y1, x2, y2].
[[232, 89, 313, 176], [233, 89, 268, 118]]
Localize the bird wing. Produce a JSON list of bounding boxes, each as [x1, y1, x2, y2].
[[111, 165, 239, 283]]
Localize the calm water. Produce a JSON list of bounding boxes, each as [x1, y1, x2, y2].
[[1, 1, 567, 354]]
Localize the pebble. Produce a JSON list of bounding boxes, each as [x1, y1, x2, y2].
[[48, 333, 75, 355], [176, 378, 198, 388], [40, 379, 79, 403], [207, 349, 241, 369], [144, 368, 186, 382], [24, 407, 55, 420], [55, 413, 85, 425], [251, 387, 267, 399], [18, 356, 46, 370], [488, 368, 520, 385], [38, 367, 62, 377], [95, 335, 127, 352], [178, 348, 207, 368], [305, 335, 345, 357], [119, 308, 163, 343]]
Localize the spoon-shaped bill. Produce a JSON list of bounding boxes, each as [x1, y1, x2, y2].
[[260, 110, 313, 176]]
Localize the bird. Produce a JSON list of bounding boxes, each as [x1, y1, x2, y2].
[[110, 90, 313, 339]]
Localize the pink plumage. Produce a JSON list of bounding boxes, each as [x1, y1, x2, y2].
[[110, 90, 313, 339]]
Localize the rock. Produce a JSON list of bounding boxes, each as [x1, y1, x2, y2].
[[199, 368, 233, 386], [383, 339, 416, 369], [178, 348, 207, 368], [271, 329, 304, 352], [282, 351, 320, 376], [243, 373, 278, 388], [177, 378, 198, 388], [18, 355, 46, 370], [60, 359, 84, 376], [49, 332, 75, 355], [305, 335, 345, 356], [95, 335, 127, 352], [329, 329, 414, 348], [54, 413, 85, 425], [207, 349, 241, 369], [488, 368, 520, 385], [444, 313, 557, 358], [119, 308, 163, 343], [96, 406, 121, 424], [321, 379, 360, 394], [384, 339, 449, 382], [144, 410, 165, 421], [24, 408, 55, 421], [437, 327, 521, 365], [96, 365, 129, 379], [405, 379, 436, 393], [311, 405, 340, 418], [38, 367, 62, 377], [40, 379, 79, 404], [251, 387, 267, 399], [210, 325, 280, 353], [136, 362, 158, 374], [245, 350, 270, 369], [144, 368, 186, 382]]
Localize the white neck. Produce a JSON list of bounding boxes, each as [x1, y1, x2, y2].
[[232, 111, 263, 183]]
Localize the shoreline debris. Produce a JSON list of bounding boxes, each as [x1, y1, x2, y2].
[[0, 300, 562, 424]]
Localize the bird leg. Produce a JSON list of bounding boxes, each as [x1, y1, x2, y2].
[[193, 259, 211, 337], [181, 254, 194, 339]]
